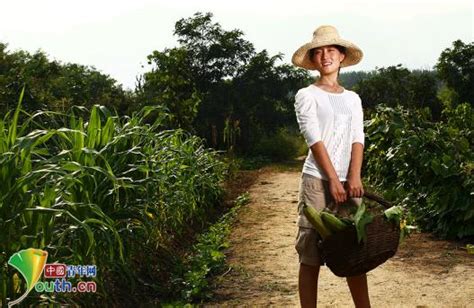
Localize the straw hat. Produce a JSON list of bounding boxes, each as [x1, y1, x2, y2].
[[292, 25, 363, 70]]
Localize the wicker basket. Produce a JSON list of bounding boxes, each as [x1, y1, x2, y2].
[[318, 192, 400, 277]]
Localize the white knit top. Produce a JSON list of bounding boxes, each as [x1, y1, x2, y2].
[[294, 84, 365, 181]]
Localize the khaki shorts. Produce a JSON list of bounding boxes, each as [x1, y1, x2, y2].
[[295, 227, 323, 266], [295, 173, 361, 266]]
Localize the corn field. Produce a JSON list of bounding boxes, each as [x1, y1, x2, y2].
[[0, 89, 227, 306]]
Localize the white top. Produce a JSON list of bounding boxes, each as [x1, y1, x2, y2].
[[294, 84, 365, 181]]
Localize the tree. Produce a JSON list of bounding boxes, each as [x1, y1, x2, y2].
[[435, 40, 474, 106], [173, 12, 255, 87], [48, 63, 130, 114], [138, 47, 201, 130], [140, 12, 310, 154], [230, 50, 309, 152], [0, 44, 60, 111], [139, 12, 255, 132], [0, 43, 130, 114], [339, 71, 371, 90], [354, 65, 441, 118]]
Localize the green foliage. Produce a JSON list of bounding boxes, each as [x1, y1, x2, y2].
[[138, 12, 255, 132], [234, 155, 273, 170], [0, 43, 130, 114], [179, 222, 229, 302], [384, 206, 404, 226], [250, 128, 304, 161], [229, 51, 310, 153], [435, 40, 474, 106], [138, 47, 201, 130], [353, 202, 374, 243], [139, 12, 310, 155], [354, 65, 442, 118], [170, 192, 250, 303], [0, 99, 227, 306], [364, 103, 474, 239], [174, 12, 255, 84], [339, 70, 371, 90]]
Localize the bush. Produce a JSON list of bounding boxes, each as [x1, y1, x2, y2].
[[169, 192, 250, 303], [250, 128, 305, 161], [364, 103, 473, 239]]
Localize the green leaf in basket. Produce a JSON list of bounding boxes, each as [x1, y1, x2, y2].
[[353, 202, 373, 243], [384, 205, 403, 225]]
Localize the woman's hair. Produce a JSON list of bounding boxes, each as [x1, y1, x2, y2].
[[308, 45, 347, 60]]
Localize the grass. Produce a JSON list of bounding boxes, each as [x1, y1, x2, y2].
[[165, 192, 251, 304]]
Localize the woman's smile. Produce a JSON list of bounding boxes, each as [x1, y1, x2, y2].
[[311, 46, 345, 73]]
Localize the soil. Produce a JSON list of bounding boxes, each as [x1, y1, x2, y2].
[[206, 163, 474, 307]]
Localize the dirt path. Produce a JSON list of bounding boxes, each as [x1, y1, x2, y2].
[[208, 167, 474, 307]]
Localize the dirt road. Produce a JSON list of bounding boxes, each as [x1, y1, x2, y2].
[[209, 166, 474, 307]]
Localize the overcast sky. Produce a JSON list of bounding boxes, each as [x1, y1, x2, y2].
[[1, 0, 472, 90]]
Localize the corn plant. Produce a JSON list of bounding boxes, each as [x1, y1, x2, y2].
[[0, 94, 227, 306]]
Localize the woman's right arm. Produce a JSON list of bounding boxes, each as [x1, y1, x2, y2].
[[309, 142, 347, 204], [295, 89, 347, 204]]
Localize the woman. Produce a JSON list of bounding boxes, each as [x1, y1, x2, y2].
[[291, 25, 370, 307]]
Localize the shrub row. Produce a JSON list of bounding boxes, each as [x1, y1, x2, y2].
[[364, 103, 473, 239]]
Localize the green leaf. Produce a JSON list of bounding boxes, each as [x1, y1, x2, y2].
[[384, 206, 403, 225], [353, 202, 373, 243], [7, 86, 25, 147]]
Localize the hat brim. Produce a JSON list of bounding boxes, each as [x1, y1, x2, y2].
[[292, 38, 363, 70]]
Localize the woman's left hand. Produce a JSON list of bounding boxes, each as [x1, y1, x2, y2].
[[345, 174, 364, 198]]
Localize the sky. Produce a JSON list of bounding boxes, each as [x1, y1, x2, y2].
[[0, 0, 472, 90]]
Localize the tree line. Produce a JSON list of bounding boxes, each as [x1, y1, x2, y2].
[[1, 12, 472, 158]]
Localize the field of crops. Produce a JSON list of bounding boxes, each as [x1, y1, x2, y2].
[[0, 90, 227, 306]]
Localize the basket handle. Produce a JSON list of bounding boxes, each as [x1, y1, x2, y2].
[[363, 191, 392, 208]]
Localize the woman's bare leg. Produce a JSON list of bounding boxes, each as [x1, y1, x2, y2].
[[299, 263, 320, 308], [346, 273, 371, 308]]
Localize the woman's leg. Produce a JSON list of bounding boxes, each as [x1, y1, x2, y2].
[[296, 174, 328, 307], [346, 273, 371, 308], [299, 263, 320, 308], [295, 227, 322, 308]]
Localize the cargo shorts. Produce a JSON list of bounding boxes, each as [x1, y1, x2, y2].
[[295, 173, 361, 267]]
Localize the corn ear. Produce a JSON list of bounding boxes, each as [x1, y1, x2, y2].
[[303, 203, 331, 239], [321, 212, 350, 233]]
